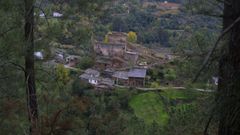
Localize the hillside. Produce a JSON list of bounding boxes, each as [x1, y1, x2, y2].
[[95, 0, 221, 48], [0, 0, 224, 135]]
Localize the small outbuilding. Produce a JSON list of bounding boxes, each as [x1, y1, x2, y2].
[[112, 71, 129, 85], [79, 69, 100, 85], [128, 68, 147, 87]]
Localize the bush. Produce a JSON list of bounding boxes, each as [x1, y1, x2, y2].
[[164, 68, 177, 81], [127, 31, 137, 43], [148, 66, 164, 81], [150, 82, 160, 88], [72, 79, 93, 96], [56, 64, 70, 85], [77, 56, 94, 70]]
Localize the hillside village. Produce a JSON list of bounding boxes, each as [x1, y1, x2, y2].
[[35, 0, 219, 90], [81, 35, 171, 90], [80, 32, 163, 89], [0, 0, 226, 134], [142, 1, 181, 17], [33, 0, 188, 91], [46, 31, 175, 90], [34, 0, 219, 89], [36, 27, 174, 90]]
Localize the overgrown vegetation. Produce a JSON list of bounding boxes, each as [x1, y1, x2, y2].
[[0, 0, 224, 134]]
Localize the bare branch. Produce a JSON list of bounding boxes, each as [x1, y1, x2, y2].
[[193, 15, 240, 82], [9, 62, 26, 73], [34, 5, 49, 27], [0, 26, 19, 38], [216, 0, 231, 6]]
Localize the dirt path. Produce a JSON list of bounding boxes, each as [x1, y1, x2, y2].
[[115, 85, 215, 93]]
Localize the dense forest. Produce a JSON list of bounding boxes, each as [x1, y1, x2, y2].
[[0, 0, 240, 135]]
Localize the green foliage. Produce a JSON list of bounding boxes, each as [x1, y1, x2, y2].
[[147, 66, 164, 81], [56, 64, 70, 85], [164, 68, 177, 81], [94, 24, 111, 40], [129, 92, 169, 126], [104, 34, 109, 43], [127, 31, 137, 43], [150, 82, 161, 88], [172, 29, 219, 82], [112, 17, 128, 32], [0, 0, 220, 134], [164, 90, 216, 135], [72, 79, 93, 96], [77, 56, 94, 70], [73, 26, 92, 46], [162, 89, 190, 100]]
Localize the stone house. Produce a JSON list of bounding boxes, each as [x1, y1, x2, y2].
[[102, 68, 115, 78], [95, 57, 112, 70], [128, 68, 147, 87], [112, 68, 147, 87], [79, 69, 100, 85], [94, 42, 126, 57], [112, 57, 126, 68], [97, 78, 114, 90], [94, 32, 128, 57], [124, 51, 139, 66], [112, 71, 129, 85], [95, 56, 127, 70], [107, 32, 128, 44], [65, 55, 80, 67], [93, 32, 143, 71], [55, 53, 65, 64]]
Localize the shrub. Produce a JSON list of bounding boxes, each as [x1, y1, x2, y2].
[[104, 34, 109, 43], [164, 68, 177, 81], [77, 56, 94, 70], [127, 31, 137, 43], [72, 79, 93, 96], [56, 64, 70, 85], [150, 82, 160, 88]]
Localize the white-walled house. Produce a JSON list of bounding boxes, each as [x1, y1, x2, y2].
[[89, 75, 99, 85], [53, 12, 63, 17], [39, 13, 45, 18], [80, 69, 100, 85], [34, 51, 44, 60]]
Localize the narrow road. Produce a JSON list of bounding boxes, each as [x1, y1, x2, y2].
[[115, 85, 215, 93]]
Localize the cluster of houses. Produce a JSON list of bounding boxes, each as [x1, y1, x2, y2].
[[80, 67, 147, 89], [40, 47, 80, 70], [54, 49, 80, 68], [143, 1, 181, 10], [39, 11, 63, 18], [80, 32, 149, 89]]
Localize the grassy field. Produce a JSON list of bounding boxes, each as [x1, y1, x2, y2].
[[161, 89, 189, 100], [129, 92, 169, 126], [128, 88, 200, 127]]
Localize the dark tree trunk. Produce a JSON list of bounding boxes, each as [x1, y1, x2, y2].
[[218, 0, 240, 135], [24, 0, 38, 134]]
